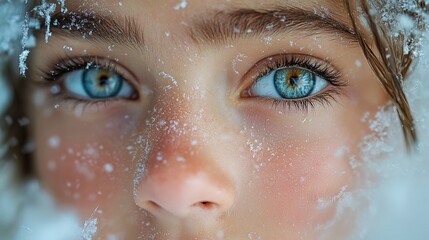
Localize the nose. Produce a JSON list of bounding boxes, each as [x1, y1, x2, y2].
[[134, 137, 235, 218]]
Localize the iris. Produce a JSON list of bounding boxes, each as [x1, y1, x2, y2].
[[273, 67, 315, 99], [82, 68, 123, 98]]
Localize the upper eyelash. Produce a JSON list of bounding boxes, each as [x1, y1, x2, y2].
[[254, 54, 346, 87], [243, 54, 348, 111], [40, 56, 121, 83]]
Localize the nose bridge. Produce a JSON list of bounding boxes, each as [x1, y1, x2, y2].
[[133, 87, 235, 218]]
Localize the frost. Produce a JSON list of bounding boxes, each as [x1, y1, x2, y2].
[[63, 45, 73, 52], [263, 36, 272, 45], [57, 0, 68, 13], [159, 71, 179, 88], [32, 0, 56, 43], [104, 163, 114, 173], [81, 210, 98, 240], [173, 0, 187, 10], [318, 3, 429, 238], [232, 53, 247, 75], [48, 136, 61, 148], [18, 50, 30, 76], [0, 1, 25, 54], [355, 59, 362, 68], [0, 163, 81, 240]]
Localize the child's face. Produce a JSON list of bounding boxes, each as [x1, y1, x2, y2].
[[26, 0, 387, 238]]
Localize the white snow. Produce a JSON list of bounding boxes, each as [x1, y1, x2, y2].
[[48, 136, 61, 148], [32, 0, 56, 43], [103, 163, 114, 173], [173, 0, 187, 10], [19, 50, 30, 76]]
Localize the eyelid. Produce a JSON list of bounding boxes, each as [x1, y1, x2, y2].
[[40, 55, 140, 92], [238, 53, 346, 98]]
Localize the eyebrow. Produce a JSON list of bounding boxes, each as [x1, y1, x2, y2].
[[46, 5, 357, 50], [48, 11, 145, 51], [188, 6, 358, 46]]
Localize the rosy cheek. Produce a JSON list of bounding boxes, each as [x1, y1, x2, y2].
[[32, 106, 140, 217], [239, 106, 359, 227], [258, 137, 353, 226]]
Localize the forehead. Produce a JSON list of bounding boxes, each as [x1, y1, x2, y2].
[[52, 0, 353, 51], [63, 0, 349, 23]]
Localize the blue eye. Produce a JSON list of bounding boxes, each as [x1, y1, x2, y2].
[[63, 68, 135, 99], [250, 67, 328, 99]]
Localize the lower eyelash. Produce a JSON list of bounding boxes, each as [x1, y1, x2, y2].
[[254, 86, 345, 112], [50, 94, 123, 114]]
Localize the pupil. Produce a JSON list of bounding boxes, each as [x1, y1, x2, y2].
[[98, 75, 110, 86], [289, 76, 299, 86]]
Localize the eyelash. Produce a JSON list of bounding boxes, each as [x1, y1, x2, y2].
[[38, 54, 346, 112], [41, 56, 121, 83], [243, 54, 348, 112], [37, 56, 135, 110]]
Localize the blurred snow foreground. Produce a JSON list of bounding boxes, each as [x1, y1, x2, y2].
[[0, 0, 428, 239]]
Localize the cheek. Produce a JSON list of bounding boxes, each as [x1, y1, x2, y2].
[[240, 107, 364, 227], [257, 136, 353, 225], [32, 107, 139, 217]]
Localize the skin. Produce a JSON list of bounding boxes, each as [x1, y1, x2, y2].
[[25, 0, 388, 239]]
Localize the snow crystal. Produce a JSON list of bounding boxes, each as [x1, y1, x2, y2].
[[48, 136, 60, 148], [159, 71, 178, 88], [32, 0, 56, 43], [50, 85, 61, 95], [232, 53, 247, 75], [57, 0, 68, 13], [355, 59, 362, 68], [63, 45, 73, 52], [104, 163, 114, 173], [19, 50, 30, 76], [174, 0, 187, 10], [81, 214, 98, 240]]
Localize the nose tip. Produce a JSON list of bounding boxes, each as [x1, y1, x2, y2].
[[135, 171, 234, 218]]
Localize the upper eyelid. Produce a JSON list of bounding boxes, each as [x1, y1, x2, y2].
[[253, 54, 342, 80], [40, 56, 139, 88], [238, 54, 346, 96]]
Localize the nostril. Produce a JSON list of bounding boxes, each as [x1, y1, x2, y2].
[[148, 200, 161, 209], [192, 201, 217, 210]]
